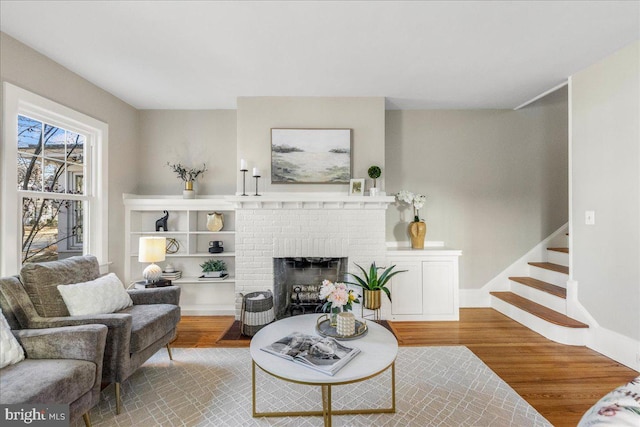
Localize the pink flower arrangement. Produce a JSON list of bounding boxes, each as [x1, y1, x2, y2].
[[319, 279, 359, 313]]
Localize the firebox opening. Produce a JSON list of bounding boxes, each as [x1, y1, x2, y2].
[[273, 257, 348, 319]]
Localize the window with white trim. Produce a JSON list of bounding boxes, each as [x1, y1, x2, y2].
[[1, 83, 108, 275]]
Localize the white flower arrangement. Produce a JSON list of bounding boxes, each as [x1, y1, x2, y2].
[[319, 280, 359, 313], [396, 190, 426, 222]]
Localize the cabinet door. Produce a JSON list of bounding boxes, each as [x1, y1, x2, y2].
[[390, 261, 423, 315], [422, 260, 454, 315]]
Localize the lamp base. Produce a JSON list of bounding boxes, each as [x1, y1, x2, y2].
[[143, 263, 163, 283]]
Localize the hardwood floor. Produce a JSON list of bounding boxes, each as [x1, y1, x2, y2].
[[172, 308, 638, 427]]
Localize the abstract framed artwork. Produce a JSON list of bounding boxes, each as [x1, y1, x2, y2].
[[271, 128, 352, 184]]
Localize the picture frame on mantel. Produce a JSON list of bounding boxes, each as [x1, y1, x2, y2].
[[349, 178, 365, 196], [271, 128, 352, 184]]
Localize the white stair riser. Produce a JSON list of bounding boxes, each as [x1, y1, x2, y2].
[[547, 250, 569, 267], [510, 281, 567, 315], [528, 266, 568, 287], [491, 297, 586, 346]]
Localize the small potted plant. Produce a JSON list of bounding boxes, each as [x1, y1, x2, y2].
[[167, 162, 207, 199], [367, 165, 382, 196], [200, 259, 227, 277], [344, 262, 406, 309]]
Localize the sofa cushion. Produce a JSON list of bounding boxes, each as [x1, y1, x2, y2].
[[21, 255, 100, 317], [578, 376, 640, 426], [57, 273, 133, 316], [0, 359, 95, 404], [0, 309, 24, 368], [118, 304, 180, 352]]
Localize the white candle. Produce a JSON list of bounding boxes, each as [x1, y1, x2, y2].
[[240, 159, 247, 170], [253, 167, 260, 177]]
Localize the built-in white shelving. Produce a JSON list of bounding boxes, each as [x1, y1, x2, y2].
[[123, 194, 236, 315]]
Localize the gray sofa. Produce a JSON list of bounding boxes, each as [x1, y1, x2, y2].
[[0, 255, 181, 414], [0, 324, 108, 427]]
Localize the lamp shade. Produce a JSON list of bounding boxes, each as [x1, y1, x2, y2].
[[138, 237, 166, 263]]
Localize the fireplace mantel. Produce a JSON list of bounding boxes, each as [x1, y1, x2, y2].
[[227, 193, 395, 210]]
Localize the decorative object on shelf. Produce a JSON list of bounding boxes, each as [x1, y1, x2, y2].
[[367, 165, 382, 196], [165, 238, 180, 254], [271, 128, 352, 184], [345, 262, 406, 308], [241, 291, 275, 336], [253, 168, 261, 196], [138, 236, 167, 283], [155, 210, 169, 232], [207, 212, 224, 231], [240, 159, 249, 196], [200, 259, 227, 278], [319, 279, 360, 327], [208, 240, 224, 253], [167, 162, 207, 199], [396, 190, 427, 249], [349, 178, 365, 196]]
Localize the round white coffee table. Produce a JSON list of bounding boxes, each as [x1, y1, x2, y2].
[[250, 314, 398, 427]]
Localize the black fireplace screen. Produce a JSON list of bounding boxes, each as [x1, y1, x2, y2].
[[273, 257, 348, 319]]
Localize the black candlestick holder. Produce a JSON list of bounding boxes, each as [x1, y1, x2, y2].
[[254, 175, 261, 196], [240, 169, 248, 196]]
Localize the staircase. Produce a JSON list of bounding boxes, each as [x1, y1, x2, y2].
[[490, 232, 589, 345]]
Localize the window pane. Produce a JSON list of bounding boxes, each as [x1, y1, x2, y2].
[[43, 124, 65, 160], [22, 197, 84, 263], [66, 131, 85, 167], [17, 153, 42, 191], [43, 158, 66, 193], [17, 115, 42, 154]]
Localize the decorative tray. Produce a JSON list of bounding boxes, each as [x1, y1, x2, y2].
[[315, 315, 368, 341]]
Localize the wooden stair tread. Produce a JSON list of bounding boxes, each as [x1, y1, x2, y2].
[[509, 277, 566, 298], [529, 262, 569, 275], [491, 292, 588, 328], [547, 247, 569, 253]]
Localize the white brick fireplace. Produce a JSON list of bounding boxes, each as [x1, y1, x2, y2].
[[230, 193, 395, 317]]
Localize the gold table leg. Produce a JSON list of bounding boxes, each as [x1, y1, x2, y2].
[[252, 360, 396, 424]]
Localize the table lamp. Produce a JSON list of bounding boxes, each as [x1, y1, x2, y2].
[[138, 236, 166, 283]]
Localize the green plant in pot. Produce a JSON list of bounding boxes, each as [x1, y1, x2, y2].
[[367, 165, 382, 196], [344, 262, 406, 310], [200, 259, 227, 278]]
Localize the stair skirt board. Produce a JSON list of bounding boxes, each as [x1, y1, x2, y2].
[[491, 297, 587, 346], [527, 264, 569, 287], [509, 280, 567, 314]]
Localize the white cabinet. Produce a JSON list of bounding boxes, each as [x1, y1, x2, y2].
[[385, 248, 461, 321], [123, 194, 236, 315]]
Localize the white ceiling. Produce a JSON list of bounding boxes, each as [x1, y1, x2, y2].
[[1, 1, 638, 110]]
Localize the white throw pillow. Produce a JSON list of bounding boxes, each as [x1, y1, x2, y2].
[[0, 308, 25, 368], [57, 273, 133, 316]]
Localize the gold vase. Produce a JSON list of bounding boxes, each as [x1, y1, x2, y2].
[[183, 181, 195, 199], [409, 221, 427, 249], [363, 289, 382, 310], [184, 181, 193, 191]]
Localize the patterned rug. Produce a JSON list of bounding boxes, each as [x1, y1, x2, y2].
[[75, 347, 551, 426]]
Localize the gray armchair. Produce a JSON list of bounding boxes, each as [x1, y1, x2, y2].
[[0, 324, 108, 427], [0, 255, 181, 414]]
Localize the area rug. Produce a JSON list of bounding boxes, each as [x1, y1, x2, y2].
[[75, 347, 551, 426]]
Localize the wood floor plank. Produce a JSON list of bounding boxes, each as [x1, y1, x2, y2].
[[172, 308, 638, 427]]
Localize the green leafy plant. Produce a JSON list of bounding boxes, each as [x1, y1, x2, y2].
[[344, 262, 406, 302], [200, 259, 227, 272], [367, 165, 382, 188]]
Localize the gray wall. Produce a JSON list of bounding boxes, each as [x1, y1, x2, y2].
[[137, 110, 237, 195], [0, 32, 139, 279], [237, 97, 386, 194], [571, 41, 639, 340], [385, 88, 568, 289]]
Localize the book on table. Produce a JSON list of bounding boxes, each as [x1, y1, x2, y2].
[[261, 332, 360, 376], [134, 279, 172, 289]]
